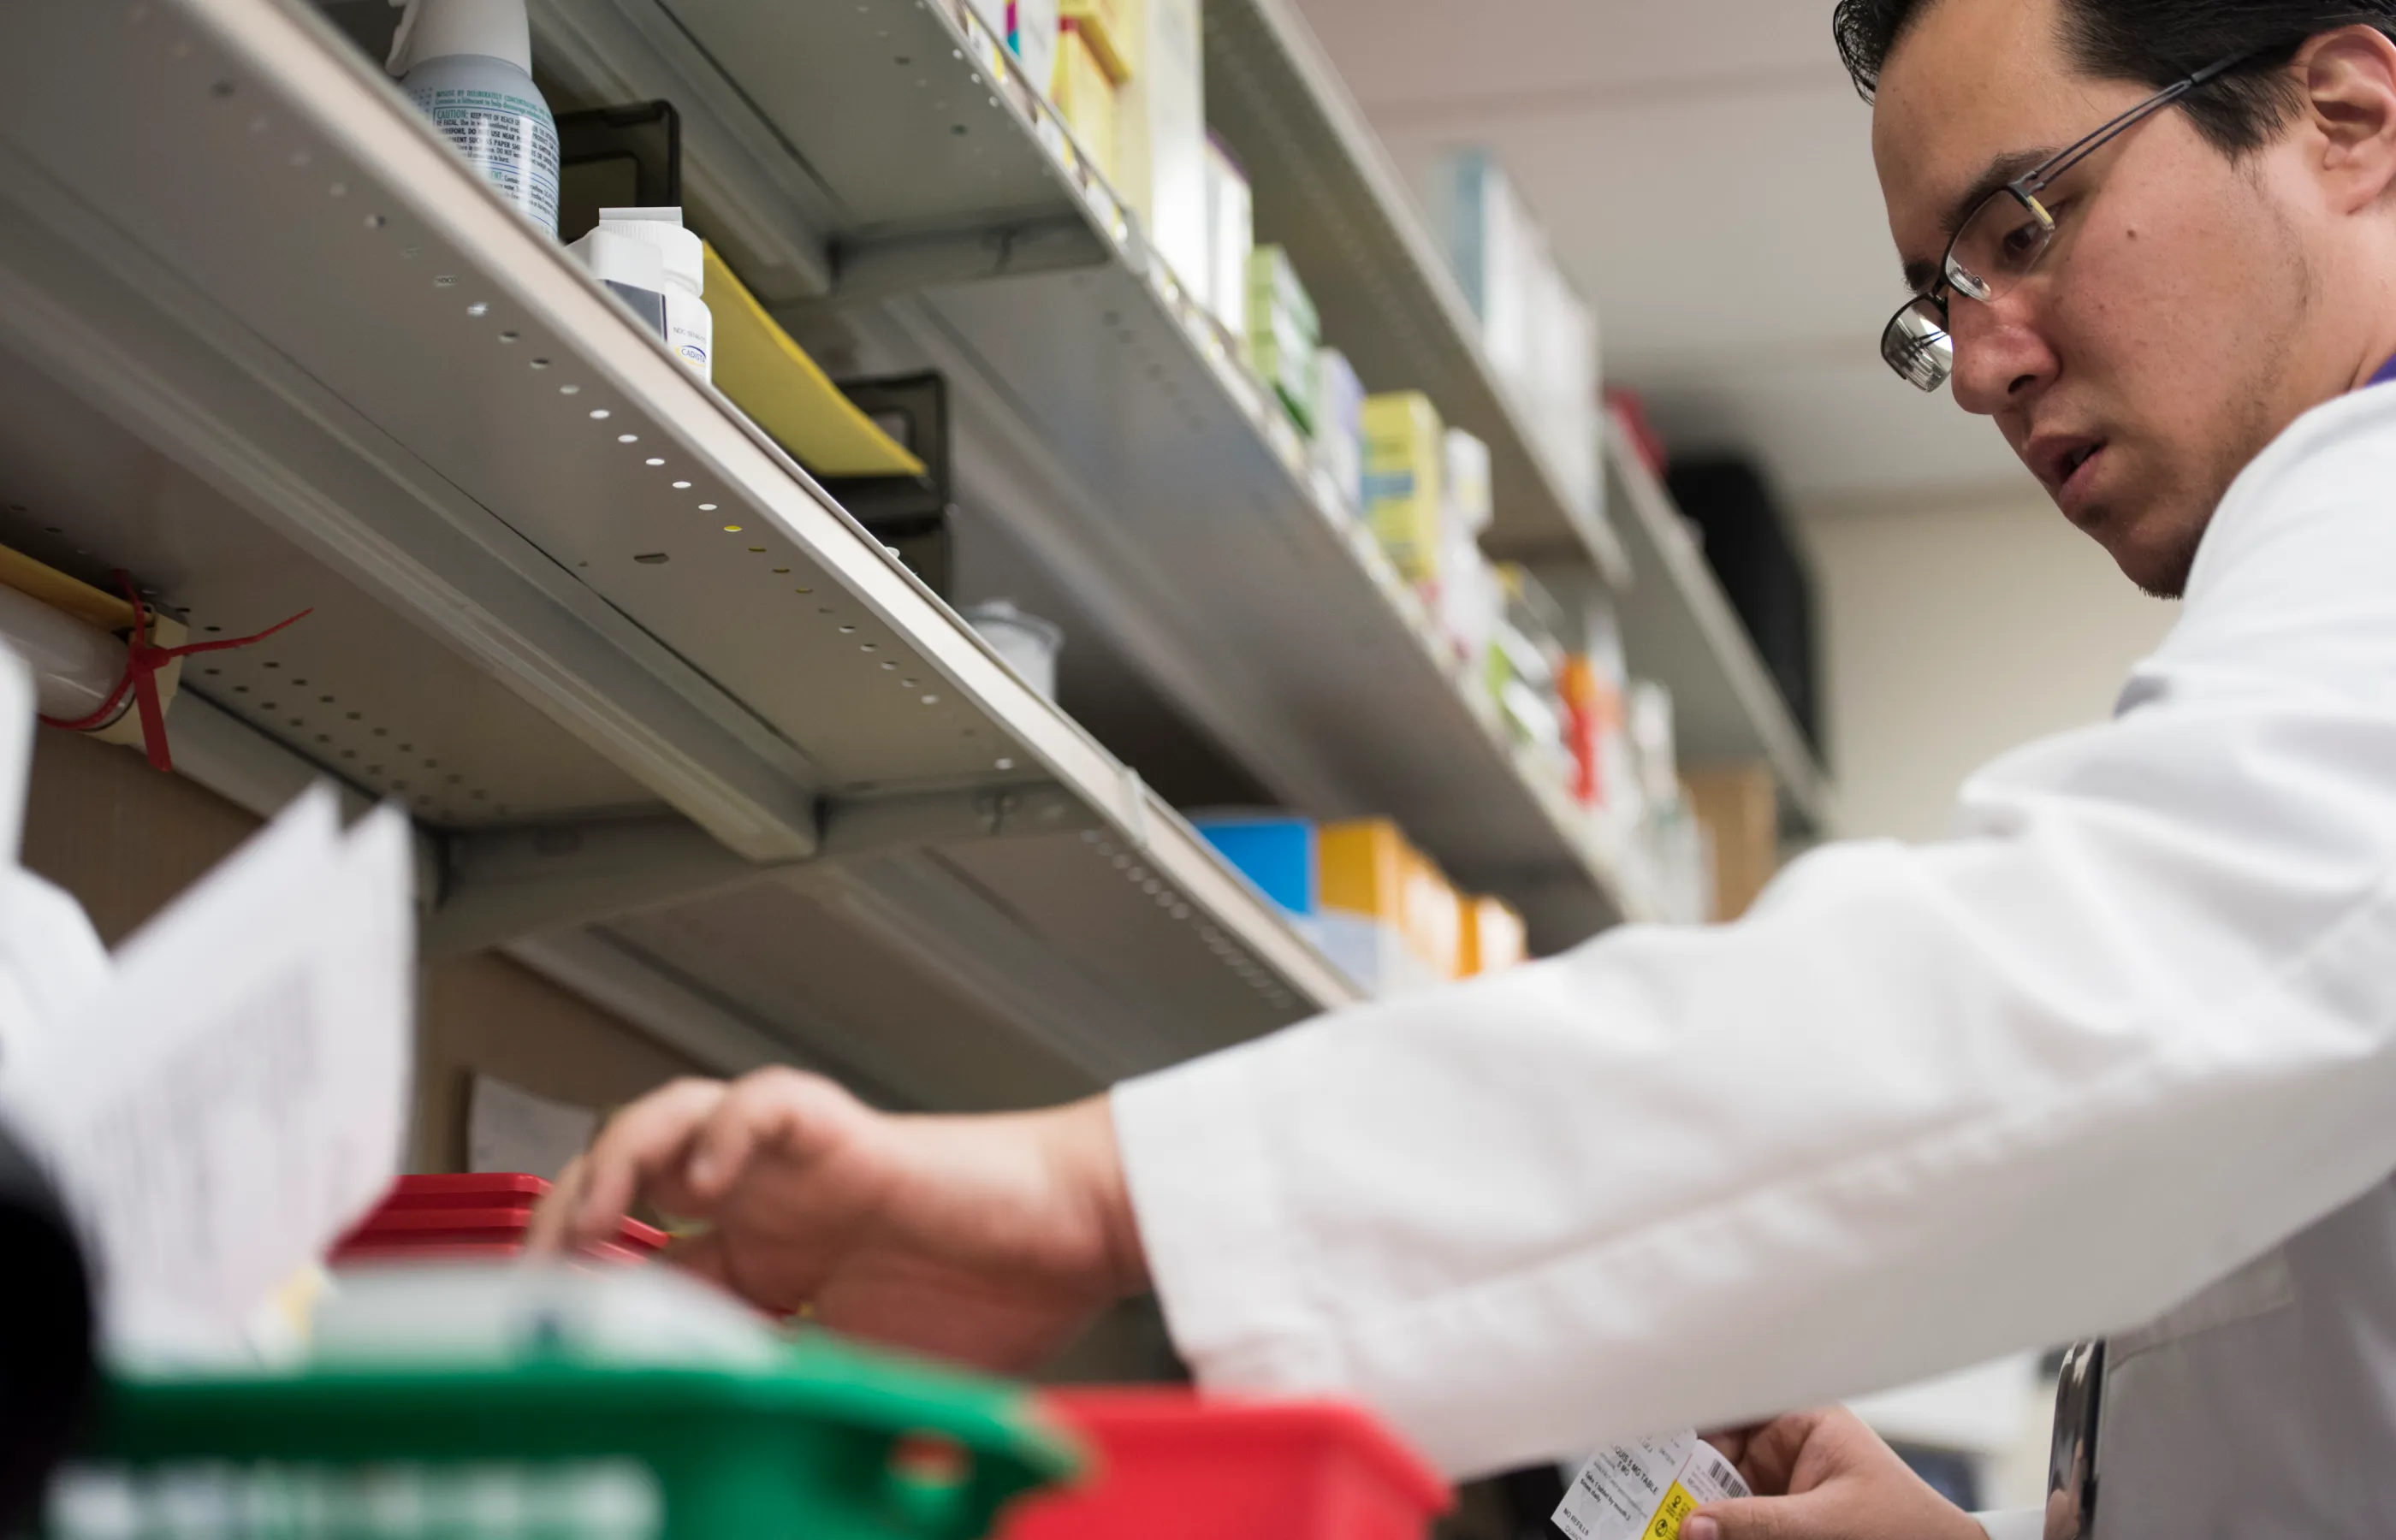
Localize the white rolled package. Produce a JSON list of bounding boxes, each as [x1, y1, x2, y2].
[[1554, 1430, 1753, 1540]]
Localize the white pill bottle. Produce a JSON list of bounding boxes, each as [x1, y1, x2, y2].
[[388, 0, 560, 237], [597, 208, 713, 381]]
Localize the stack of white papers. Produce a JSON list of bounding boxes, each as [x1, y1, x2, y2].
[[0, 786, 415, 1362]]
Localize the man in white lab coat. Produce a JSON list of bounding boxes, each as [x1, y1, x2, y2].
[[539, 0, 2396, 1534]]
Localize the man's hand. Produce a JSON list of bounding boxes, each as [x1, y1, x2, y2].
[[1683, 1408, 1986, 1540], [526, 1069, 1148, 1371]]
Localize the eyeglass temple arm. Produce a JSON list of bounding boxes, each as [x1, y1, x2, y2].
[[2019, 49, 2260, 195], [2019, 82, 2196, 194]]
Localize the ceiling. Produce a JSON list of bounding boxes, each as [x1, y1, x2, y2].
[[1286, 0, 2043, 514]]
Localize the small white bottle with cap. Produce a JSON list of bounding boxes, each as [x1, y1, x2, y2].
[[594, 208, 712, 381], [566, 223, 670, 344], [387, 0, 560, 236]]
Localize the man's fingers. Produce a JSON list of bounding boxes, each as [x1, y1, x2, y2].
[[566, 1078, 732, 1246], [1701, 1424, 1766, 1470], [685, 1068, 860, 1201], [1685, 1494, 1828, 1540], [1727, 1409, 1831, 1497], [524, 1155, 589, 1254]]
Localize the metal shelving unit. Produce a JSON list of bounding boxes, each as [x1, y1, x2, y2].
[[0, 0, 1361, 1110], [1201, 0, 1628, 581], [1186, 0, 1830, 830], [529, 0, 1652, 939]]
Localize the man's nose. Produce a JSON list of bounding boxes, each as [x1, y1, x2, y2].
[[1948, 292, 2058, 415]]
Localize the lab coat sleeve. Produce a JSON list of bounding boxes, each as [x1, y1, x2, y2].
[[1112, 393, 2396, 1478]]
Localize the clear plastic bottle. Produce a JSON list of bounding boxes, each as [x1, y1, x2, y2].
[[388, 0, 560, 236]]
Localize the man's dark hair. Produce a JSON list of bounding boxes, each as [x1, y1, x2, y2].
[[1831, 0, 2396, 154]]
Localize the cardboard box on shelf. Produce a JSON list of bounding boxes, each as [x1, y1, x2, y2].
[[1318, 817, 1406, 919], [1363, 392, 1445, 584], [1117, 0, 1207, 304], [1522, 252, 1602, 519], [1650, 790, 1717, 927], [966, 0, 1009, 43], [1052, 21, 1118, 179], [1318, 819, 1451, 997], [1417, 149, 1533, 384], [965, 0, 1058, 96], [1011, 0, 1061, 104], [1483, 565, 1575, 783], [1417, 149, 1604, 524], [1628, 679, 1681, 808], [1312, 347, 1366, 512], [1204, 134, 1252, 339], [1062, 0, 1133, 80], [1438, 542, 1497, 675], [1444, 428, 1492, 534], [1434, 428, 1498, 666], [1399, 848, 1465, 983], [1462, 896, 1527, 975], [1189, 813, 1316, 917], [1247, 246, 1320, 434], [1683, 762, 1781, 922]]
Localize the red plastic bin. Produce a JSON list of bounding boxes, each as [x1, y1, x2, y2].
[[1001, 1389, 1450, 1540], [340, 1206, 541, 1245], [329, 1175, 665, 1265], [371, 1173, 551, 1211]]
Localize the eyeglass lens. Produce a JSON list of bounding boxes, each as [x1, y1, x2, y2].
[[1946, 187, 2057, 303], [1879, 187, 2055, 392], [1882, 297, 1953, 392]]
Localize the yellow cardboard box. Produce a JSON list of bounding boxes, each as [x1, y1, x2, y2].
[[1320, 819, 1466, 989], [1364, 392, 1446, 584], [1053, 23, 1118, 181], [1063, 0, 1133, 80], [1462, 896, 1527, 975], [1400, 850, 1465, 982], [1319, 818, 1409, 920]]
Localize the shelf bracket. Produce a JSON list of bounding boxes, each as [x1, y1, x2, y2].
[[824, 217, 1110, 307], [426, 814, 778, 959], [426, 782, 1098, 956], [818, 781, 1099, 857]]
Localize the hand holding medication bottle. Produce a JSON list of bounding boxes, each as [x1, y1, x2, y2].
[[1570, 1409, 1981, 1540]]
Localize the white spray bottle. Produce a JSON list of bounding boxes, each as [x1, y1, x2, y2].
[[388, 0, 560, 236]]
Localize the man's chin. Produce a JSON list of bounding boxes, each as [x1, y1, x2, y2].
[[2100, 522, 2199, 601]]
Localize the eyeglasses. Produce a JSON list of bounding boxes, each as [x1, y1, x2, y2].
[[1882, 49, 2258, 392]]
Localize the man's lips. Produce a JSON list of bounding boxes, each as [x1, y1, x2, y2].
[[2027, 434, 2109, 520]]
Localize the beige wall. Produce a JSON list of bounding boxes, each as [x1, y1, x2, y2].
[[1799, 491, 2180, 844], [18, 729, 702, 1174], [413, 953, 700, 1173]]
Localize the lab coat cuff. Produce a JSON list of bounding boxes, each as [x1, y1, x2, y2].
[[1972, 1509, 2044, 1540], [1113, 1042, 1326, 1384]]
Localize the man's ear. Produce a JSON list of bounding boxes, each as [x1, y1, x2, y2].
[[2299, 25, 2396, 212]]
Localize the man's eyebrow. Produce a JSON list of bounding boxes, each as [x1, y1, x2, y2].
[[1899, 146, 2061, 294]]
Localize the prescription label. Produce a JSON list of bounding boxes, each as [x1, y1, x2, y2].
[[1553, 1430, 1752, 1540]]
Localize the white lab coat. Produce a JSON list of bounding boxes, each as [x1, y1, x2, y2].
[[1114, 381, 2396, 1490]]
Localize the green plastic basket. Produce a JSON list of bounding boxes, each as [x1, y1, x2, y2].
[[45, 1335, 1082, 1540]]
